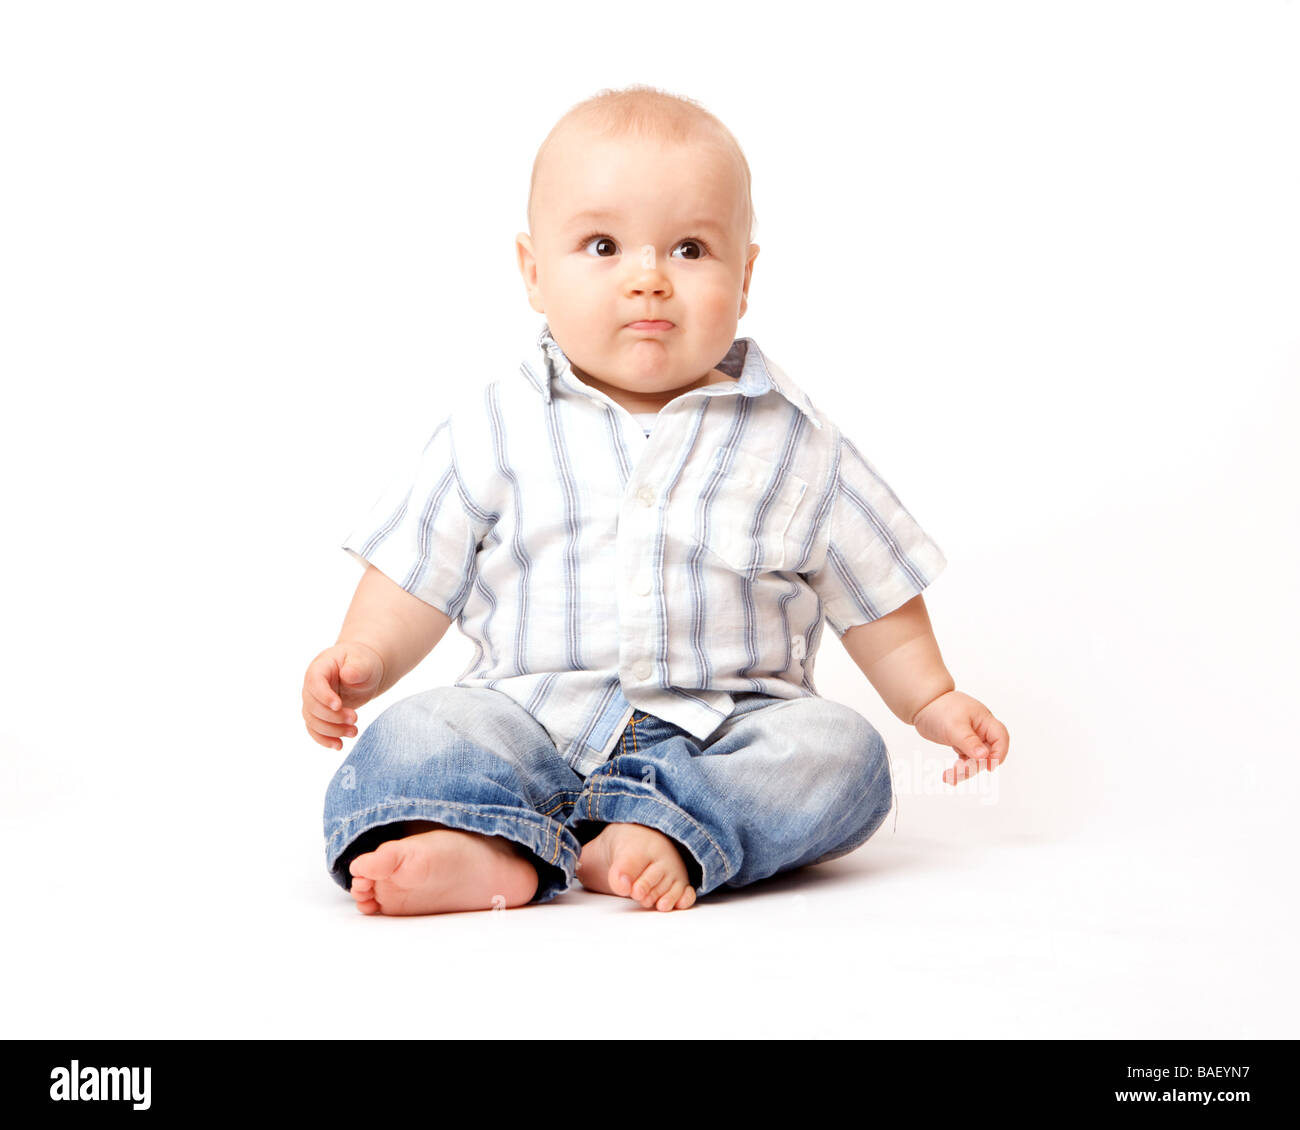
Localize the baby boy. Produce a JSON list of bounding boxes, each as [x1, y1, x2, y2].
[[302, 85, 1009, 915]]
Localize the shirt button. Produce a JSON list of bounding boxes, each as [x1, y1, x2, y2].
[[637, 486, 655, 507], [634, 662, 653, 680], [634, 577, 652, 596]]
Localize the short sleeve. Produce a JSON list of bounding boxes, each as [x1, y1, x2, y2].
[[803, 434, 947, 637], [342, 415, 482, 620]]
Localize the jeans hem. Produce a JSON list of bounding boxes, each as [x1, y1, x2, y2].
[[565, 784, 734, 897], [325, 797, 580, 904]]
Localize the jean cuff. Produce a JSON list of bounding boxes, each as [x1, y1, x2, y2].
[[565, 781, 732, 896], [325, 797, 581, 905]]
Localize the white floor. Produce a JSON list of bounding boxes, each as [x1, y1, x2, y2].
[[6, 791, 1292, 1039]]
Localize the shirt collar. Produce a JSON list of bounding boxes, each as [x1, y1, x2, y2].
[[523, 322, 822, 430]]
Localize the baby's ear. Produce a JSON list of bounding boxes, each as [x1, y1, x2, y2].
[[516, 231, 537, 276], [515, 233, 546, 315]]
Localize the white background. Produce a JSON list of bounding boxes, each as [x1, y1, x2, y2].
[[2, 0, 1296, 1039]]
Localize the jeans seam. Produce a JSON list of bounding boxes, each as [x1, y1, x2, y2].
[[538, 790, 582, 818]]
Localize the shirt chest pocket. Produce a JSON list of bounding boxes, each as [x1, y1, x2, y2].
[[687, 447, 810, 575]]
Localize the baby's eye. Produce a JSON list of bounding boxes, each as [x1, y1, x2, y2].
[[671, 239, 710, 260], [581, 234, 619, 257]]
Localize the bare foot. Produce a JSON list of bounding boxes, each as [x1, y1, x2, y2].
[[348, 822, 539, 915], [576, 822, 697, 911]]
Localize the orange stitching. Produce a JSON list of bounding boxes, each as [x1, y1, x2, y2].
[[589, 769, 603, 822], [539, 793, 580, 817], [536, 791, 582, 864]]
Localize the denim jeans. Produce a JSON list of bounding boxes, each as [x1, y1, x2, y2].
[[323, 685, 894, 904]]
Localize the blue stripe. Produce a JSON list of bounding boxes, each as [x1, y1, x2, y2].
[[359, 493, 408, 560], [359, 418, 452, 559], [583, 683, 633, 752], [576, 680, 623, 753], [826, 542, 882, 622], [777, 581, 799, 677], [519, 360, 546, 397], [802, 596, 826, 694], [401, 467, 457, 594], [792, 432, 840, 573], [688, 398, 748, 686], [487, 384, 534, 675], [546, 397, 582, 672], [839, 435, 929, 591], [737, 412, 807, 686]]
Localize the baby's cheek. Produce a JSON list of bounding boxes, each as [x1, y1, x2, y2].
[[695, 287, 740, 324]]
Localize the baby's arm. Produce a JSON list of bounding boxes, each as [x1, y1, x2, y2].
[[301, 564, 453, 750], [840, 594, 1009, 785], [336, 563, 453, 695]]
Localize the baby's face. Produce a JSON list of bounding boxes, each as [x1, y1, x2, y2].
[[517, 129, 759, 413]]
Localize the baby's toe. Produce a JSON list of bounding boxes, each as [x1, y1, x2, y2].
[[635, 869, 682, 910], [630, 861, 666, 903], [349, 875, 381, 913], [643, 871, 680, 909], [349, 841, 402, 883], [656, 880, 689, 912], [674, 886, 697, 910]]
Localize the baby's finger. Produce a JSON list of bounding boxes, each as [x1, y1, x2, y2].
[[302, 695, 356, 733], [311, 717, 359, 740], [309, 660, 344, 712], [304, 695, 357, 728], [974, 715, 1009, 759], [306, 726, 344, 752], [988, 720, 1010, 764]]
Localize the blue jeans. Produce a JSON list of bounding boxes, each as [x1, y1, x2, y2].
[[323, 686, 894, 904]]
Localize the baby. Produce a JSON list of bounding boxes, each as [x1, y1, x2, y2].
[[303, 85, 1009, 915]]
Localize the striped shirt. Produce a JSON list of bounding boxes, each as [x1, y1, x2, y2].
[[344, 323, 946, 775]]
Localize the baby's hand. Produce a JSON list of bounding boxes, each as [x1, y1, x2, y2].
[[911, 690, 1010, 786], [301, 643, 385, 751]]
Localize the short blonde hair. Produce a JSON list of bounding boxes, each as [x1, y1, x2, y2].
[[527, 84, 756, 244]]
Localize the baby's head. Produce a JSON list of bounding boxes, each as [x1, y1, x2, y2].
[[517, 85, 760, 408]]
